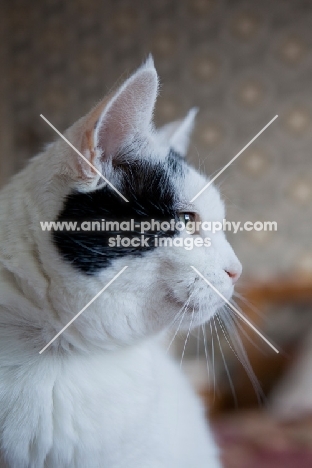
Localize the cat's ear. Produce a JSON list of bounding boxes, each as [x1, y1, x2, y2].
[[93, 55, 158, 157], [157, 108, 198, 157], [66, 56, 158, 182]]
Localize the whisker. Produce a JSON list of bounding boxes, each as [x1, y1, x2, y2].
[[180, 305, 196, 367], [220, 310, 266, 404], [226, 306, 267, 355], [201, 323, 210, 386], [213, 316, 238, 408], [167, 289, 195, 328], [230, 296, 279, 353], [216, 311, 242, 365], [196, 323, 200, 361], [209, 320, 216, 403], [232, 292, 266, 321], [166, 290, 196, 353], [191, 266, 279, 353]]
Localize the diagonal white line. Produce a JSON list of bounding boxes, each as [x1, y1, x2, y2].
[[190, 266, 279, 354], [39, 266, 128, 354], [40, 114, 129, 203], [190, 115, 278, 203]]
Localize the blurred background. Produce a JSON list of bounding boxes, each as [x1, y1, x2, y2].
[[1, 0, 312, 466], [1, 0, 312, 279]]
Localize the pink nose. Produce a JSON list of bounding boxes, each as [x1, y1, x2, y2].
[[225, 268, 241, 284]]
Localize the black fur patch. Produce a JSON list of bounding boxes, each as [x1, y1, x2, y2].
[[167, 148, 186, 177], [53, 156, 184, 274]]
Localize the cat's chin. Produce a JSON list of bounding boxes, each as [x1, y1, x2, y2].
[[165, 295, 223, 329]]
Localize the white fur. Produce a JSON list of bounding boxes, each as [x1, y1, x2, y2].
[[0, 58, 241, 467], [156, 108, 198, 157]]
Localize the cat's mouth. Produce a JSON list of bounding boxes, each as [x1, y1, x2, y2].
[[165, 290, 226, 317], [165, 293, 193, 311]]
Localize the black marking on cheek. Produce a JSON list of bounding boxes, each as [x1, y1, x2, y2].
[[53, 158, 181, 275]]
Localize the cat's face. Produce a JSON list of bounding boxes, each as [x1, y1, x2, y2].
[[35, 57, 241, 349]]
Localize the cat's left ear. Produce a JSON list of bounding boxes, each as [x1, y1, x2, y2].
[[66, 56, 158, 183], [93, 56, 158, 158], [157, 108, 198, 157]]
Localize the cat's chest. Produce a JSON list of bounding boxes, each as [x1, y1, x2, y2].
[[0, 343, 217, 468]]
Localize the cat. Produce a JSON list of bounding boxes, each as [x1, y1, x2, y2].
[[0, 56, 242, 468]]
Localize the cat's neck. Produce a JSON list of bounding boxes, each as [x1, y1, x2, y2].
[[0, 150, 63, 293], [0, 152, 89, 354]]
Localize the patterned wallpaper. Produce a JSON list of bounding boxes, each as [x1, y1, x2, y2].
[[1, 0, 312, 281]]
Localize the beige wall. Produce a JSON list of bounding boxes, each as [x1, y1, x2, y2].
[[0, 3, 13, 188], [1, 0, 312, 280]]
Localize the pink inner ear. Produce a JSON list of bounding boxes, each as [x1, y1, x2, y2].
[[63, 61, 158, 183], [94, 66, 158, 160]]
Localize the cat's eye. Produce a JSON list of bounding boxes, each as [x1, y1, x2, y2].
[[178, 212, 199, 234]]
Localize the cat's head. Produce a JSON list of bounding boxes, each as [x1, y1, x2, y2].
[[31, 57, 241, 351]]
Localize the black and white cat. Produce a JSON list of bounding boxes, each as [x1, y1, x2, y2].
[[0, 57, 242, 467]]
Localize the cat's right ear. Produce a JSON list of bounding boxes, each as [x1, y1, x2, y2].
[[65, 56, 158, 185], [156, 108, 198, 158]]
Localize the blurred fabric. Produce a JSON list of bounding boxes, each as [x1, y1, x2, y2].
[[215, 411, 312, 468]]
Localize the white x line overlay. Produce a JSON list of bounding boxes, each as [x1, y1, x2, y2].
[[40, 114, 129, 203], [190, 115, 278, 203], [39, 266, 128, 354], [190, 266, 279, 354], [38, 112, 279, 356]]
